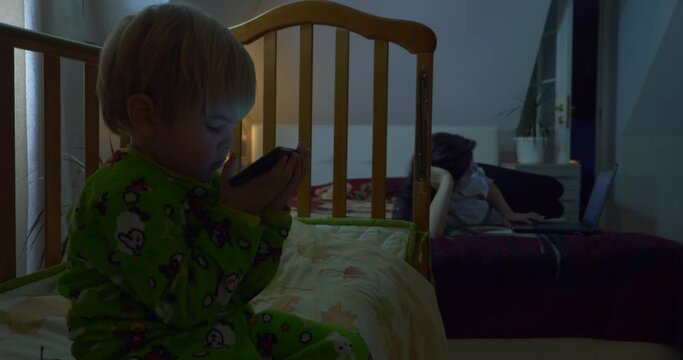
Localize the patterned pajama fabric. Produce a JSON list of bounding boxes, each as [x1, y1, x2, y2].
[[57, 150, 369, 359]]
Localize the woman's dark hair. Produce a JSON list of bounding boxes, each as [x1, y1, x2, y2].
[[392, 133, 476, 221]]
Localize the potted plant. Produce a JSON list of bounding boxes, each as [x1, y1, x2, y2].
[[499, 86, 553, 164]]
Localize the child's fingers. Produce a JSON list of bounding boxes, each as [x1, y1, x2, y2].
[[281, 152, 299, 182], [280, 154, 302, 192], [260, 153, 295, 191], [264, 153, 303, 210], [280, 162, 302, 199], [294, 141, 310, 178], [262, 153, 289, 181], [289, 154, 304, 187]]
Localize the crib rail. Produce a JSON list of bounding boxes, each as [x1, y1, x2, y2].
[[230, 0, 435, 228], [0, 22, 100, 282]]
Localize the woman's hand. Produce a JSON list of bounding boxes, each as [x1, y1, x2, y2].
[[502, 211, 545, 227]]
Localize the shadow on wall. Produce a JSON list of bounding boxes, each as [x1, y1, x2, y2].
[[616, 173, 659, 237], [618, 206, 658, 237]]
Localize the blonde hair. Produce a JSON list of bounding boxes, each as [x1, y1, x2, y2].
[[97, 3, 255, 134]]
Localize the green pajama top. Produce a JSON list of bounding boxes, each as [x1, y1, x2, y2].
[[57, 149, 291, 358]]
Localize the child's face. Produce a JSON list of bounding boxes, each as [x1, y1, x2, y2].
[[147, 104, 236, 182]]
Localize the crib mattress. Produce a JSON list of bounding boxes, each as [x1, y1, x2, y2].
[[0, 219, 445, 360]]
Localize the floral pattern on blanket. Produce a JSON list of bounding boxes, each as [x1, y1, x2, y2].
[[251, 220, 447, 360], [0, 221, 446, 360], [289, 179, 401, 218], [0, 296, 69, 334], [0, 291, 73, 359]]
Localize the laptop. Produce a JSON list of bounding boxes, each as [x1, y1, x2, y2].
[[512, 164, 618, 234]]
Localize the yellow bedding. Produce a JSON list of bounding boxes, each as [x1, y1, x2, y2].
[[0, 220, 447, 359], [251, 220, 447, 359]]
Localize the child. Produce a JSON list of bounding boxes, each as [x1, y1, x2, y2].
[[393, 133, 544, 228], [57, 4, 369, 359]]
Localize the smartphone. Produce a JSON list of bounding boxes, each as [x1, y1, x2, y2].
[[228, 146, 297, 187]]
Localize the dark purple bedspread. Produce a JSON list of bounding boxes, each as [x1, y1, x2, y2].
[[432, 232, 683, 350]]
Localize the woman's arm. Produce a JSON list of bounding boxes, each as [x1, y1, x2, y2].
[[487, 180, 544, 226], [487, 181, 514, 219]]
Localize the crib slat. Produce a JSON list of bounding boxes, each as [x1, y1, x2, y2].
[[84, 63, 99, 177], [371, 40, 389, 219], [44, 55, 62, 267], [332, 28, 349, 217], [297, 24, 313, 217], [263, 31, 277, 154], [0, 44, 16, 282]]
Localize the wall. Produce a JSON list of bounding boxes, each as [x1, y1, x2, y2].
[[613, 0, 683, 241], [190, 0, 551, 160], [80, 0, 547, 163]]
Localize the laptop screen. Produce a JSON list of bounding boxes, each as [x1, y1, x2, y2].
[[581, 166, 617, 230]]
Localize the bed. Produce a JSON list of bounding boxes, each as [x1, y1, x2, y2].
[[434, 229, 683, 359], [0, 1, 446, 359], [426, 168, 683, 359]]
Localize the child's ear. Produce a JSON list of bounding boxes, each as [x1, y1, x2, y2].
[[127, 94, 158, 135]]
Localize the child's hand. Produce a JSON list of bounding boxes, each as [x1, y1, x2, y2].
[[502, 211, 545, 227], [266, 142, 310, 211], [219, 150, 303, 215], [220, 154, 293, 215]]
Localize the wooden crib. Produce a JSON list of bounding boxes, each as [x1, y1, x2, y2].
[[0, 3, 450, 358], [0, 0, 436, 283]]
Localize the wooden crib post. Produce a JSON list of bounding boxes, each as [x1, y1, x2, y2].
[[84, 63, 100, 177], [0, 44, 16, 282], [44, 55, 62, 267], [412, 54, 433, 231], [411, 53, 434, 278]]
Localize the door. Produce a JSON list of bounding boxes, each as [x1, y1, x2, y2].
[[554, 0, 574, 163], [528, 0, 573, 163]]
